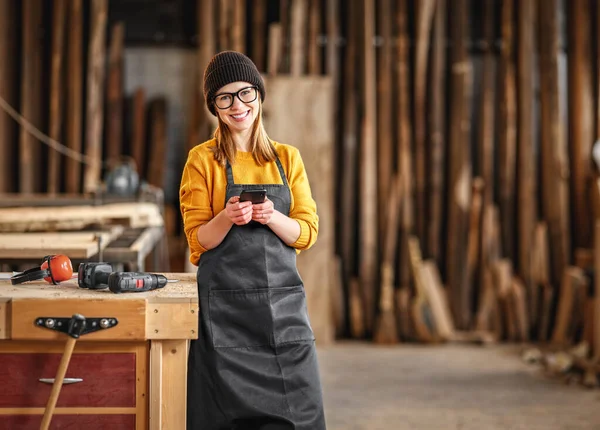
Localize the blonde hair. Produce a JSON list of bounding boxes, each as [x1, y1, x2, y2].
[[211, 103, 277, 166]]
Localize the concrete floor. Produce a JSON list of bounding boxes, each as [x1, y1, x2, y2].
[[316, 342, 600, 430]]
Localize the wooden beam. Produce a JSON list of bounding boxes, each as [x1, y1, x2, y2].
[[252, 0, 267, 71], [84, 0, 108, 194], [19, 0, 44, 193], [106, 22, 125, 163], [197, 0, 216, 141], [47, 0, 67, 195], [290, 0, 308, 76]]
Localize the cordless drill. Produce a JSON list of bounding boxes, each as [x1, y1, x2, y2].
[[108, 272, 170, 293], [78, 262, 172, 293]]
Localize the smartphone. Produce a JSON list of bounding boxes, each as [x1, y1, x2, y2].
[[239, 189, 267, 204]]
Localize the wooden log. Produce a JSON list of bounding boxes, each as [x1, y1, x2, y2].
[[407, 236, 436, 342], [427, 0, 447, 263], [147, 100, 167, 190], [197, 0, 216, 142], [511, 277, 529, 342], [568, 0, 594, 249], [517, 0, 537, 299], [498, 0, 517, 262], [493, 260, 514, 341], [65, 0, 83, 193], [395, 287, 413, 340], [106, 22, 125, 164], [131, 88, 147, 178], [446, 0, 472, 329], [47, 0, 66, 195], [421, 260, 455, 340], [538, 0, 570, 285], [252, 0, 267, 71], [0, 0, 17, 193], [360, 0, 378, 335], [413, 0, 436, 249], [290, 0, 308, 76], [19, 0, 44, 193], [83, 0, 108, 194], [232, 0, 246, 53], [376, 0, 394, 246], [307, 0, 321, 75]]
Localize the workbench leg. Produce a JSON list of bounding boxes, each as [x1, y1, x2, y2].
[[149, 339, 189, 430]]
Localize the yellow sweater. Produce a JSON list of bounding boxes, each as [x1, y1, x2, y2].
[[179, 139, 319, 265]]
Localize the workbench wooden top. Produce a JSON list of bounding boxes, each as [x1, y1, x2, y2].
[[0, 273, 199, 341], [0, 272, 198, 303]]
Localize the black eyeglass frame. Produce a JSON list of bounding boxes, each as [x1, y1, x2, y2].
[[212, 86, 259, 110]]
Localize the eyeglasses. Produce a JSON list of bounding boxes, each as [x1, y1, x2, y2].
[[213, 86, 258, 110]]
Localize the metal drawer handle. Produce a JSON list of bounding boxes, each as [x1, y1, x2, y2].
[[39, 378, 83, 385]]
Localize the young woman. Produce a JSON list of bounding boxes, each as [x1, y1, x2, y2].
[[180, 51, 326, 430]]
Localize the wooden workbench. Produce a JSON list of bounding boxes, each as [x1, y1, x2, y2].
[[0, 272, 198, 430]]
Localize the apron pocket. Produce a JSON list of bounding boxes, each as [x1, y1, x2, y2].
[[270, 286, 315, 345], [209, 289, 272, 348]]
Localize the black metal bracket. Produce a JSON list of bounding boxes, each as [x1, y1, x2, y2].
[[35, 314, 118, 338]]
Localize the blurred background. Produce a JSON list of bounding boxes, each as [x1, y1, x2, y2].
[[2, 0, 600, 428]]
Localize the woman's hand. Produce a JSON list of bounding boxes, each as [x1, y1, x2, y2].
[[225, 196, 253, 225], [252, 198, 275, 224]]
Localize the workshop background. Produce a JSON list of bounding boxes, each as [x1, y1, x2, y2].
[[2, 0, 600, 428]]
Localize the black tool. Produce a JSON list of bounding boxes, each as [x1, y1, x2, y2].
[[77, 262, 113, 290], [108, 272, 177, 293]]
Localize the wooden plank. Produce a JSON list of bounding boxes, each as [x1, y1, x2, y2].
[[568, 0, 594, 249], [47, 0, 67, 195], [325, 0, 339, 77], [262, 76, 335, 344], [340, 0, 361, 337], [538, 0, 570, 285], [84, 0, 108, 194], [413, 0, 436, 248], [290, 0, 308, 76], [151, 340, 188, 428], [446, 0, 472, 329], [307, 0, 321, 75], [360, 0, 378, 335], [106, 23, 125, 163], [466, 178, 484, 298], [421, 260, 455, 340], [374, 175, 401, 344], [197, 0, 216, 142], [103, 226, 164, 270], [0, 227, 124, 260], [218, 0, 231, 51], [427, 0, 447, 262], [147, 99, 167, 189], [517, 0, 537, 295], [252, 0, 267, 71], [278, 0, 290, 74], [498, 0, 517, 261], [267, 23, 283, 76], [131, 88, 147, 179], [376, 0, 394, 246], [407, 236, 435, 342], [146, 303, 198, 340], [10, 299, 146, 341], [19, 0, 44, 193], [65, 0, 83, 194], [552, 266, 586, 345], [0, 0, 17, 193], [232, 0, 246, 53], [0, 202, 164, 233], [149, 341, 162, 430]]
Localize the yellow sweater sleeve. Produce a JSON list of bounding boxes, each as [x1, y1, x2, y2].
[[179, 140, 319, 266]]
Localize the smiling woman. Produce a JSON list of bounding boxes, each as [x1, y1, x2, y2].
[[179, 50, 326, 430]]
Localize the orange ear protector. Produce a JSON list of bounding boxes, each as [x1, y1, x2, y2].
[[10, 254, 74, 285]]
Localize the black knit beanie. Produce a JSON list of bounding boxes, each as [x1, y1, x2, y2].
[[203, 51, 266, 116]]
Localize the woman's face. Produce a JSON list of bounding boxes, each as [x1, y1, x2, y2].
[[214, 81, 259, 135]]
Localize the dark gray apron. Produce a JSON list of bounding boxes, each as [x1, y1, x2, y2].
[[187, 156, 326, 430]]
